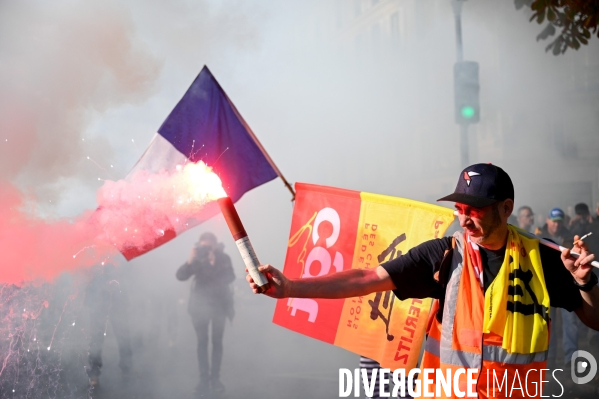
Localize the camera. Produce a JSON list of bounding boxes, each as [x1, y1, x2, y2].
[[195, 244, 212, 260]]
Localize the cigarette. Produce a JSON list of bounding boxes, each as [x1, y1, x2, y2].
[[455, 214, 597, 268], [517, 229, 599, 269], [574, 232, 593, 246], [217, 196, 270, 293]]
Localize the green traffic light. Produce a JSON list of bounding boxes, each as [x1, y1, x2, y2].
[[461, 106, 476, 119]]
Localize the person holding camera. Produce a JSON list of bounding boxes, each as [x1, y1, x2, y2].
[[177, 232, 235, 397]]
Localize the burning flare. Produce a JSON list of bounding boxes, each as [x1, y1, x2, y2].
[[0, 161, 228, 285]]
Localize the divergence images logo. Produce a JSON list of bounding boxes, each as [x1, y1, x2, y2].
[[463, 171, 480, 186], [571, 350, 598, 385]]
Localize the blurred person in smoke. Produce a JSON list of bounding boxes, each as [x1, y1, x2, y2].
[[85, 263, 133, 387], [569, 203, 599, 255], [177, 232, 234, 398], [516, 205, 535, 233], [535, 208, 577, 375], [540, 208, 574, 248], [248, 164, 599, 398]]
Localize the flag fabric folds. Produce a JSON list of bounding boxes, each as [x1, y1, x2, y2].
[[120, 66, 278, 260], [272, 183, 454, 370], [156, 66, 277, 201]]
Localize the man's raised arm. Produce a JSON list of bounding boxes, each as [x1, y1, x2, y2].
[[245, 265, 396, 299]]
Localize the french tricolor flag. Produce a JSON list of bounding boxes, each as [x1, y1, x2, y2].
[[118, 66, 290, 260]]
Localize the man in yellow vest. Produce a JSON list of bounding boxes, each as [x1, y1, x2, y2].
[[247, 163, 599, 398]]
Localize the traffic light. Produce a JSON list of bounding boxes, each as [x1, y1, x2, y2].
[[454, 61, 480, 124]]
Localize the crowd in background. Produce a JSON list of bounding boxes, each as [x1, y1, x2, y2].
[[513, 202, 599, 254], [513, 202, 599, 372]]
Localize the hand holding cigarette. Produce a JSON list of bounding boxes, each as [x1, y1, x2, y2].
[[561, 234, 597, 285], [574, 232, 593, 246], [514, 227, 599, 269]]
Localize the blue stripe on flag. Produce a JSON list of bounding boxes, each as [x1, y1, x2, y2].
[[158, 66, 277, 202]]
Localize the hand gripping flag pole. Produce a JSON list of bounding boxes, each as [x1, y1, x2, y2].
[[217, 196, 270, 293]]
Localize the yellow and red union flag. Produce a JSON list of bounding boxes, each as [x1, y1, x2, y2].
[[273, 183, 454, 370]]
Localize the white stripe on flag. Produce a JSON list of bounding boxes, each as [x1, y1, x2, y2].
[[126, 133, 220, 235], [127, 133, 188, 177]]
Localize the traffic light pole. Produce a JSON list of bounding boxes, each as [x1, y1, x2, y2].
[[460, 123, 468, 167], [453, 0, 464, 63], [452, 0, 468, 167]]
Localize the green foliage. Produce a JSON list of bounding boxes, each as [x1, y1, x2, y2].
[[515, 0, 599, 55]]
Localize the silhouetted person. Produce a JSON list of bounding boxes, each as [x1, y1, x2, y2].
[[177, 232, 234, 398], [570, 203, 599, 254], [516, 205, 535, 232], [85, 264, 133, 387], [540, 208, 573, 248]]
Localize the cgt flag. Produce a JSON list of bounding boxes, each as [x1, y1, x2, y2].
[[119, 66, 289, 260], [273, 183, 454, 370]]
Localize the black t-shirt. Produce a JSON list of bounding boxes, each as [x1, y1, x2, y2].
[[381, 236, 583, 312], [176, 251, 235, 318]]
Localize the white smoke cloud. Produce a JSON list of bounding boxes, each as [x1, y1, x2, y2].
[[0, 0, 161, 199]]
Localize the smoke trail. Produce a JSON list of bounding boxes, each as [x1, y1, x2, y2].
[[0, 0, 160, 195], [0, 162, 225, 285], [0, 0, 164, 283]]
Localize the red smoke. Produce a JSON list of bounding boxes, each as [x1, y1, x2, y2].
[[0, 162, 226, 285]]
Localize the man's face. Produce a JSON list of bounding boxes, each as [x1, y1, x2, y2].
[[546, 218, 563, 236], [199, 239, 215, 251], [455, 201, 506, 246], [577, 211, 590, 224], [517, 208, 535, 230]]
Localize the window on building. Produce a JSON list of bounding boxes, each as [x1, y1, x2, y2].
[[372, 23, 381, 43], [354, 0, 362, 17], [355, 33, 366, 52], [390, 12, 400, 37], [336, 2, 345, 29]]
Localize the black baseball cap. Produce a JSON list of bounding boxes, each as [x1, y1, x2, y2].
[[574, 203, 590, 216], [437, 163, 514, 208]]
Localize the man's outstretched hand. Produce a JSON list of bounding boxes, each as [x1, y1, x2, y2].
[[561, 235, 596, 285], [246, 264, 289, 298]]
